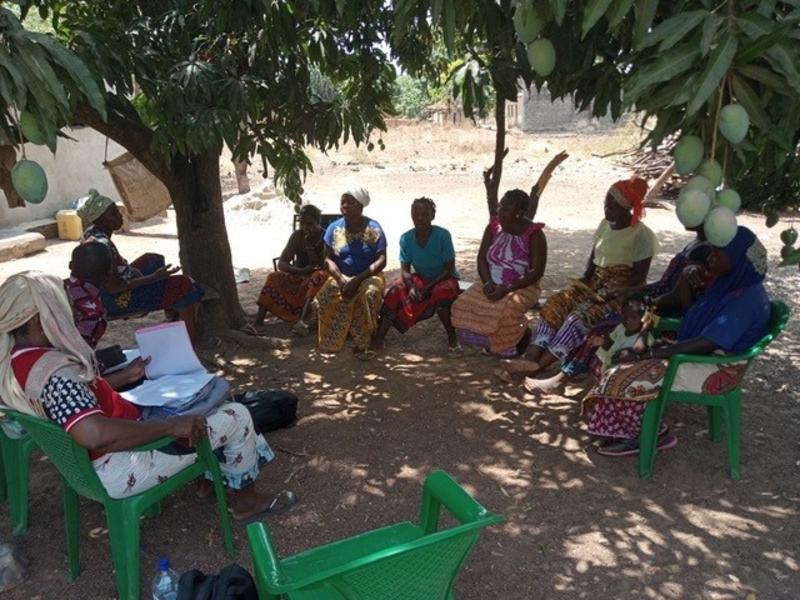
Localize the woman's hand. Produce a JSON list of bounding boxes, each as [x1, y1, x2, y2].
[[297, 265, 315, 276], [408, 285, 421, 303], [341, 277, 360, 299], [487, 284, 509, 302], [121, 357, 150, 384], [681, 264, 707, 289], [149, 264, 181, 281], [167, 415, 207, 447], [546, 150, 569, 170], [613, 349, 638, 364]]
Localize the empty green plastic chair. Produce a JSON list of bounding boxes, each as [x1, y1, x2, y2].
[[4, 409, 235, 600], [640, 301, 789, 480], [247, 470, 504, 599], [0, 426, 38, 534]]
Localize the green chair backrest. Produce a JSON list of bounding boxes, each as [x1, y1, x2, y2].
[[322, 526, 483, 599], [657, 301, 788, 362], [761, 301, 789, 348], [732, 301, 790, 363], [5, 410, 108, 502], [248, 471, 503, 599]]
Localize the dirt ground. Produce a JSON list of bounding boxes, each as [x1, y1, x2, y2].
[[1, 122, 799, 599]]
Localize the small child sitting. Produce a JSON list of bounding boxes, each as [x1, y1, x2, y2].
[[64, 241, 114, 349], [590, 294, 656, 370]]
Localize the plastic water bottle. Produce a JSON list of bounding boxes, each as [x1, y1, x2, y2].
[[151, 556, 179, 600]]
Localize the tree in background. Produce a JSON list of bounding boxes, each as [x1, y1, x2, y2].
[[8, 0, 396, 330], [391, 0, 800, 255]]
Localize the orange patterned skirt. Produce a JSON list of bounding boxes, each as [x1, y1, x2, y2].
[[257, 269, 328, 322]]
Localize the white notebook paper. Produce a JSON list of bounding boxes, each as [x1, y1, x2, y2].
[[121, 322, 212, 407], [134, 321, 205, 380]]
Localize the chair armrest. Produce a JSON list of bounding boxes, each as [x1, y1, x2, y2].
[[419, 470, 499, 534], [668, 348, 758, 367], [131, 436, 175, 452], [654, 317, 680, 336], [246, 522, 288, 592]]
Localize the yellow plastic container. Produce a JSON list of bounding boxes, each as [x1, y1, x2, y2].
[[56, 210, 83, 241]]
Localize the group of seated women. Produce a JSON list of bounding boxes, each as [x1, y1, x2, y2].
[[251, 152, 569, 359], [8, 150, 769, 499], [245, 152, 771, 458]]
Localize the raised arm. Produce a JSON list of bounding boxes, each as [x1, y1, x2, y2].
[[528, 151, 569, 215]]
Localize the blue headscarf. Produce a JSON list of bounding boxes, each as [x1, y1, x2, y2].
[[677, 226, 768, 341]]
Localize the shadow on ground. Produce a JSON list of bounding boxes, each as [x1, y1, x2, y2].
[[2, 224, 798, 600]]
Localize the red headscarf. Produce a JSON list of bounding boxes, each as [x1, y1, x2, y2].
[[609, 177, 648, 225]]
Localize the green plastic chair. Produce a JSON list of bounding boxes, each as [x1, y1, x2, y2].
[[640, 301, 790, 480], [247, 470, 504, 599], [0, 426, 38, 534], [4, 409, 236, 600]]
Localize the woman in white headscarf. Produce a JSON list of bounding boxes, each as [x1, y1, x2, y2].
[[0, 272, 281, 520], [313, 187, 387, 354]]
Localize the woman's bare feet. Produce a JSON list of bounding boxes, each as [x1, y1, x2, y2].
[[523, 372, 566, 394]]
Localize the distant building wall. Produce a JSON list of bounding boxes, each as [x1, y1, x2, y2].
[[518, 86, 623, 133], [0, 127, 125, 228]]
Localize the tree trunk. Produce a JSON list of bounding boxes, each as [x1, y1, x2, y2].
[[233, 160, 250, 194], [168, 150, 245, 331], [489, 98, 507, 201], [73, 102, 246, 332]]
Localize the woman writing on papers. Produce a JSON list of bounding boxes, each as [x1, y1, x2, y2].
[[0, 272, 280, 521]]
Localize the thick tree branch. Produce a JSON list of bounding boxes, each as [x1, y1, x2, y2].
[[73, 94, 169, 184]]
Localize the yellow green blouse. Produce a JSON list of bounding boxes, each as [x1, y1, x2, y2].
[[591, 220, 658, 268]]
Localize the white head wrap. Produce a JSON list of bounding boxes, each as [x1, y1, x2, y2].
[[0, 272, 97, 416], [343, 186, 371, 208]]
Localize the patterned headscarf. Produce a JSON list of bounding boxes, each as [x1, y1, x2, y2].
[[608, 177, 648, 225], [76, 189, 114, 223], [343, 186, 371, 207], [0, 272, 97, 416], [678, 227, 768, 341]]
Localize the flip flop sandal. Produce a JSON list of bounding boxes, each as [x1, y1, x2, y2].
[[356, 349, 377, 362], [493, 367, 521, 384], [596, 438, 640, 457], [200, 335, 223, 350], [597, 432, 677, 457], [656, 432, 678, 452], [291, 321, 310, 336], [240, 323, 263, 336], [235, 490, 298, 523], [448, 344, 464, 356]]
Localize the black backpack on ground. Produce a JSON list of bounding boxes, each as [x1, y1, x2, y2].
[[177, 563, 257, 600], [233, 388, 299, 434]]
